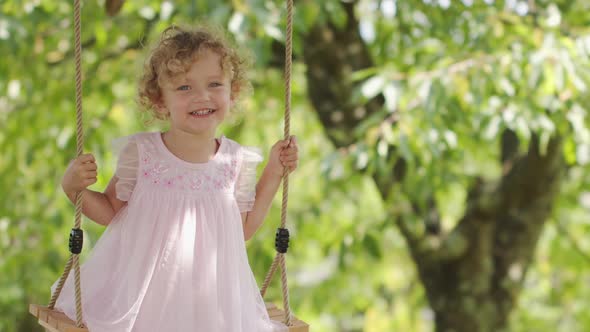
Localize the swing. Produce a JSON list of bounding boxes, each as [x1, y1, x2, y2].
[[29, 1, 309, 331]]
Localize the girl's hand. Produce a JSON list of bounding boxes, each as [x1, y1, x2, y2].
[[62, 153, 98, 194], [266, 136, 299, 178]]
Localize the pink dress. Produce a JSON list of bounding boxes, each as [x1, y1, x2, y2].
[[52, 131, 287, 332]]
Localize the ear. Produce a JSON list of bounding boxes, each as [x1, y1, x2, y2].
[[230, 84, 239, 106], [154, 98, 169, 115]]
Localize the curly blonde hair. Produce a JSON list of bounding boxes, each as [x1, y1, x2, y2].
[[137, 24, 251, 121]]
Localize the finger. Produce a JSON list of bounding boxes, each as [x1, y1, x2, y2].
[[281, 155, 298, 162], [84, 171, 98, 179], [280, 158, 297, 167], [281, 146, 298, 154], [81, 162, 98, 171], [273, 141, 287, 151], [280, 150, 299, 158], [284, 135, 297, 149], [79, 154, 95, 163], [76, 162, 95, 174], [84, 178, 97, 186], [283, 142, 297, 151], [280, 153, 298, 162], [284, 160, 298, 168], [281, 145, 298, 153]]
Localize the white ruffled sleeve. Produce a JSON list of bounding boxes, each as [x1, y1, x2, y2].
[[112, 137, 139, 202], [234, 146, 264, 212]]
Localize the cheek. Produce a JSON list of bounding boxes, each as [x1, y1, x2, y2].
[[214, 92, 231, 105], [172, 94, 191, 106]]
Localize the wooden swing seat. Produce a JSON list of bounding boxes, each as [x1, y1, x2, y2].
[[30, 303, 309, 332]]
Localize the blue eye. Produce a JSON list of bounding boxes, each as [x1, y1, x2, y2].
[[177, 85, 190, 91], [209, 82, 223, 88]]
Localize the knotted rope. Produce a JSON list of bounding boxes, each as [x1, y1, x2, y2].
[[48, 0, 85, 328], [260, 0, 295, 327]]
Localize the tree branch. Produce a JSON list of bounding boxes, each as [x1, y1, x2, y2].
[[106, 0, 126, 16], [47, 17, 157, 67], [299, 1, 454, 262], [301, 1, 383, 148], [490, 134, 564, 326]]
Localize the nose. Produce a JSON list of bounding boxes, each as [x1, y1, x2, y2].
[[191, 86, 210, 103]]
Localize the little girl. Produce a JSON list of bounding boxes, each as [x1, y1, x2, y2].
[[53, 25, 298, 332]]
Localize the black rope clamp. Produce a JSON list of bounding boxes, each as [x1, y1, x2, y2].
[[69, 228, 83, 254], [275, 228, 290, 254]]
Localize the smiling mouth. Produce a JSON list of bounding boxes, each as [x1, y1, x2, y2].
[[189, 109, 216, 117]]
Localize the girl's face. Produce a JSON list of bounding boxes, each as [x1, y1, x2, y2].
[[158, 49, 232, 138]]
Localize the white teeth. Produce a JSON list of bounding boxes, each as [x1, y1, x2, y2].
[[190, 109, 214, 116]]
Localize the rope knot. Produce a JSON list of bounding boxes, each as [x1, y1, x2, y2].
[[275, 228, 290, 254], [69, 228, 84, 254]]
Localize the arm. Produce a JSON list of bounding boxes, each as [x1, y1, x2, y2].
[[62, 149, 132, 226], [242, 136, 299, 241], [242, 169, 282, 241], [63, 176, 127, 226]]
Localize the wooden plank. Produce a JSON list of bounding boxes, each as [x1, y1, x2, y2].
[[38, 319, 59, 332], [268, 308, 283, 317], [31, 303, 308, 332], [49, 311, 87, 332], [29, 304, 40, 316], [265, 303, 309, 332], [30, 305, 88, 332], [38, 306, 50, 322], [273, 317, 309, 332]]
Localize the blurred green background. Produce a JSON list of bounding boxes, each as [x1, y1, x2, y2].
[[1, 0, 590, 331]]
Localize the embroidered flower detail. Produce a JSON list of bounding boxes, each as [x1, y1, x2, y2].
[[212, 178, 224, 190], [152, 162, 169, 175], [138, 138, 243, 193], [164, 178, 175, 188], [189, 177, 203, 190], [222, 165, 231, 178], [223, 160, 238, 181]]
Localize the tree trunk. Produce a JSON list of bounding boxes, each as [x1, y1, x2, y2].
[[413, 134, 563, 332], [299, 3, 565, 331]]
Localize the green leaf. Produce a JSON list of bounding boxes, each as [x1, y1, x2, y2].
[[362, 233, 382, 260]]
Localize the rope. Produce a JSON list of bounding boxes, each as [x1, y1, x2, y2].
[[48, 0, 85, 328], [260, 0, 294, 326]]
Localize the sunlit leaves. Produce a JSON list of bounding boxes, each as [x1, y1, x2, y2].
[[347, 1, 590, 330]]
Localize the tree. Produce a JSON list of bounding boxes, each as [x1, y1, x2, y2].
[[297, 1, 590, 331], [1, 1, 589, 331], [303, 1, 590, 331]]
